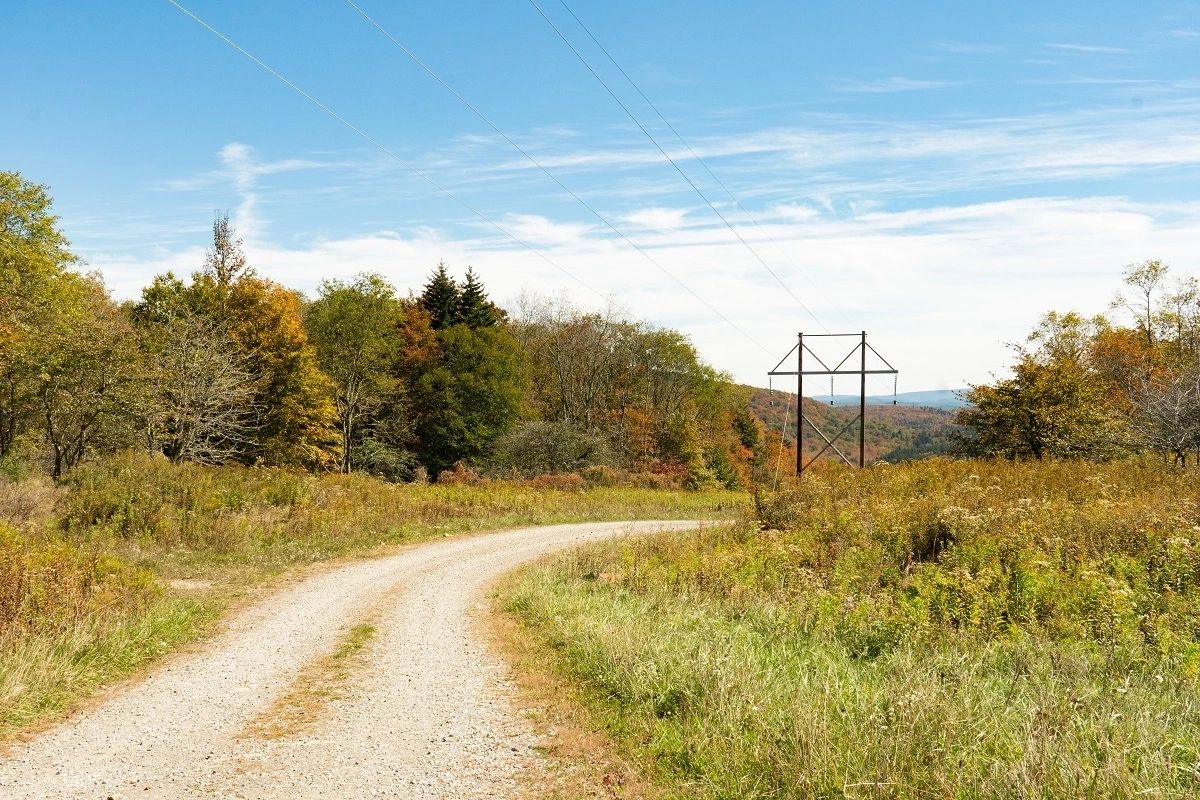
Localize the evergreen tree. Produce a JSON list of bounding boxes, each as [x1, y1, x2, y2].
[[420, 261, 461, 330], [410, 325, 525, 475], [457, 266, 503, 328]]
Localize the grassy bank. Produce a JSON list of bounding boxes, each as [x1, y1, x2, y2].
[[504, 459, 1200, 799], [0, 452, 741, 739]]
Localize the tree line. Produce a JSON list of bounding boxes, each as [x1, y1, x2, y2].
[[958, 259, 1200, 464], [1, 172, 761, 486]]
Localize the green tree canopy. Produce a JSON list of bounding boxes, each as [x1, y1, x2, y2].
[[956, 353, 1116, 459], [1, 172, 88, 465], [410, 324, 525, 475], [307, 275, 429, 474]]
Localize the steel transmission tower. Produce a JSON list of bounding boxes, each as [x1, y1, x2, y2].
[[768, 332, 899, 475]]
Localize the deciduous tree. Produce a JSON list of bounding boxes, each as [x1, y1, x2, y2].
[[143, 313, 261, 464], [35, 276, 147, 476], [0, 171, 78, 461], [132, 220, 337, 467], [306, 273, 407, 473]]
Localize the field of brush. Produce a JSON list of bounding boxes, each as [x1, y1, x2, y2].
[[0, 453, 740, 738], [504, 459, 1200, 799]]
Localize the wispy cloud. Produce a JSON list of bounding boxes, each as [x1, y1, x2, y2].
[[834, 76, 959, 93], [155, 143, 357, 240], [438, 99, 1200, 219], [1045, 42, 1131, 54], [1028, 76, 1156, 86], [501, 214, 595, 246], [156, 143, 346, 192]]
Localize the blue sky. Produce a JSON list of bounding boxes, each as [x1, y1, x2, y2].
[[5, 1, 1200, 391]]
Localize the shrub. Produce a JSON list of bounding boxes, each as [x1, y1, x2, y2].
[[350, 437, 418, 482], [436, 461, 482, 485], [704, 445, 742, 490], [629, 471, 679, 490], [0, 477, 62, 531], [581, 464, 623, 487], [488, 421, 613, 478], [0, 524, 160, 637], [527, 472, 587, 491], [751, 485, 803, 531]]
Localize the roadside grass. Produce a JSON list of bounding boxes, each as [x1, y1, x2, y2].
[[60, 452, 739, 578], [488, 594, 672, 800], [0, 451, 741, 740], [503, 458, 1200, 799], [0, 594, 220, 743]]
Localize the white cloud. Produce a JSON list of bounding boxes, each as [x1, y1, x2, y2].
[[89, 195, 1200, 392], [624, 207, 689, 230], [500, 214, 595, 247], [94, 91, 1200, 393], [770, 204, 821, 222], [835, 76, 959, 93]]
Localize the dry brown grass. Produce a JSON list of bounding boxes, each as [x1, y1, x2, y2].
[[241, 620, 378, 740], [0, 477, 62, 530]]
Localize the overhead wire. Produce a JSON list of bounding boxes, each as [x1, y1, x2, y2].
[[340, 0, 769, 354], [769, 375, 792, 491], [164, 0, 609, 303], [530, 2, 904, 456], [553, 0, 840, 336], [164, 0, 767, 354], [526, 0, 828, 334]]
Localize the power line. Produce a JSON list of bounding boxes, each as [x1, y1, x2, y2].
[[164, 0, 609, 303], [526, 0, 827, 333], [341, 0, 769, 354], [553, 0, 839, 336]]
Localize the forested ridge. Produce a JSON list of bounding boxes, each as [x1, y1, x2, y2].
[[746, 387, 959, 464], [1, 172, 763, 487]]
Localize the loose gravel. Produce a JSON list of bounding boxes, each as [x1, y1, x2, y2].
[[0, 520, 698, 799]]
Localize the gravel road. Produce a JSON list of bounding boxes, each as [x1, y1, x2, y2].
[[0, 520, 698, 799]]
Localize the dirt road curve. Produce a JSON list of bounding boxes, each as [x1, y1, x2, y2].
[[0, 520, 698, 799]]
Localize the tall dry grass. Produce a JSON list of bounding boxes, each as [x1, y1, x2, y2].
[[506, 458, 1200, 799]]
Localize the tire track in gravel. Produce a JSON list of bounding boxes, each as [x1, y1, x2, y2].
[[0, 520, 700, 799]]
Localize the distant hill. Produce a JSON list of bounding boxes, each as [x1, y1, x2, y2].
[[746, 386, 963, 464], [825, 389, 968, 410]]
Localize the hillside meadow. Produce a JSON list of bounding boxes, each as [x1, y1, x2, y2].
[[0, 452, 741, 739], [504, 458, 1200, 799]]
